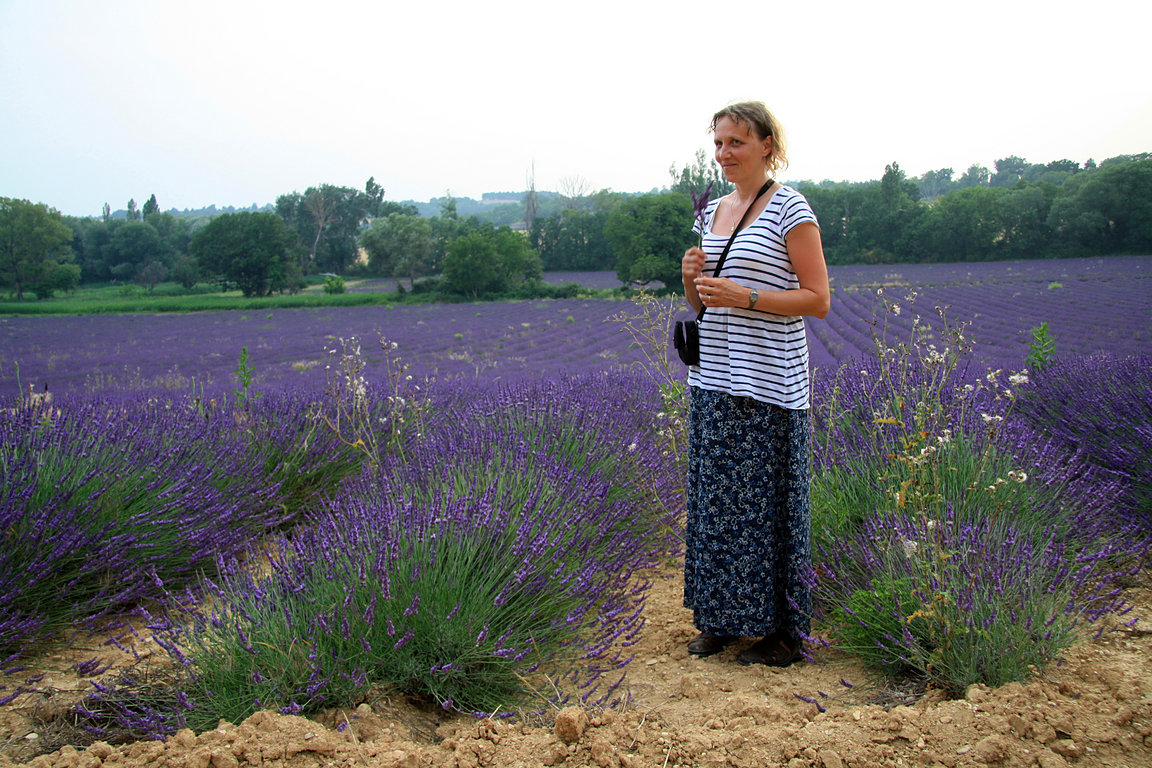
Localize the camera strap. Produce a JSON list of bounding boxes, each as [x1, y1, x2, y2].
[[695, 178, 774, 323]]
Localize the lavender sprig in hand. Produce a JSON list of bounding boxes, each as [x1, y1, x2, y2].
[[691, 182, 713, 246]]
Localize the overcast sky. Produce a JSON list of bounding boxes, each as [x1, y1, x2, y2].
[[2, 0, 1150, 217]]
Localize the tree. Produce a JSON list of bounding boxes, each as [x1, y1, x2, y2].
[[491, 227, 541, 287], [142, 194, 160, 219], [558, 175, 591, 210], [532, 208, 614, 271], [137, 260, 167, 293], [998, 183, 1056, 258], [991, 156, 1029, 188], [126, 198, 141, 221], [604, 192, 694, 289], [0, 198, 75, 300], [442, 226, 541, 298], [840, 163, 924, 262], [524, 166, 539, 231], [40, 261, 80, 298], [301, 187, 338, 269], [170, 255, 199, 290], [359, 213, 434, 286], [364, 177, 385, 218], [190, 212, 301, 297], [443, 231, 500, 298], [669, 149, 734, 197], [276, 181, 379, 273], [1047, 159, 1152, 255], [957, 164, 991, 189], [917, 168, 954, 202], [110, 221, 165, 276], [920, 186, 1006, 262]]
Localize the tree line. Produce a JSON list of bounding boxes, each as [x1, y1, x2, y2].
[[2, 154, 1149, 301]]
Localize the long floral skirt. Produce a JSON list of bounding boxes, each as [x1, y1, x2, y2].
[[683, 386, 812, 639]]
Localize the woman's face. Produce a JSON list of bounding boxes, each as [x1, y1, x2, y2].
[[713, 116, 772, 185]]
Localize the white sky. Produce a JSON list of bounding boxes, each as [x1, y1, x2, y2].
[[2, 0, 1150, 217]]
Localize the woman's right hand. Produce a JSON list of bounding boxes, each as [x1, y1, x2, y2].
[[683, 246, 707, 312], [682, 246, 706, 280]]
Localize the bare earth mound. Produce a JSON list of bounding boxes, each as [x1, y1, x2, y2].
[[3, 562, 1150, 768]]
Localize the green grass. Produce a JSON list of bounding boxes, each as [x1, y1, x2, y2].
[[0, 282, 398, 316], [0, 279, 626, 316]]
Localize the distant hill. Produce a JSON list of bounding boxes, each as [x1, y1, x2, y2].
[[401, 191, 561, 222]]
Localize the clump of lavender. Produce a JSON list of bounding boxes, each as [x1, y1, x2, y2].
[[0, 387, 354, 688], [807, 294, 1144, 696], [76, 372, 676, 736], [1013, 352, 1152, 533], [810, 502, 1138, 695]]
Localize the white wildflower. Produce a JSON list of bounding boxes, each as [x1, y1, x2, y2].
[[1009, 372, 1030, 386], [901, 539, 919, 558]]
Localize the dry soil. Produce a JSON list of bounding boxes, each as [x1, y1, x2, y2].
[[2, 561, 1150, 768]]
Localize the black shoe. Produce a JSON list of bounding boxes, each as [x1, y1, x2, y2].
[[737, 634, 802, 667], [687, 632, 735, 657]]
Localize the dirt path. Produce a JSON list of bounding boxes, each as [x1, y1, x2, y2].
[[3, 562, 1150, 768]]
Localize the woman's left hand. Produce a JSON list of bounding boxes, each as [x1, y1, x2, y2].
[[694, 276, 749, 308]]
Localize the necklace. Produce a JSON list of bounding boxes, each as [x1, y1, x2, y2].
[[728, 179, 775, 232]]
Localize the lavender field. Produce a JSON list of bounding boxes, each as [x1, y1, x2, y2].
[[2, 256, 1149, 400], [2, 256, 1151, 746]]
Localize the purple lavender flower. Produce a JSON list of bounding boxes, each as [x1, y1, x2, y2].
[[691, 182, 713, 243]]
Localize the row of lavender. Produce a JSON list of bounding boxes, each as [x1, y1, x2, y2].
[[1, 367, 683, 738], [3, 257, 1148, 401]]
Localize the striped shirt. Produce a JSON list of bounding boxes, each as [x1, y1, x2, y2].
[[687, 185, 819, 410]]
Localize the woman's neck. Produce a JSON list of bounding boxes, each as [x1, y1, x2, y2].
[[731, 175, 773, 206]]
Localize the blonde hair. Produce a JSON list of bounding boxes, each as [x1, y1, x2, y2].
[[710, 101, 789, 174]]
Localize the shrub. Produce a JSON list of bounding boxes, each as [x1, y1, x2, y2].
[[808, 291, 1142, 695], [70, 373, 679, 737], [0, 389, 357, 677], [817, 508, 1134, 693]]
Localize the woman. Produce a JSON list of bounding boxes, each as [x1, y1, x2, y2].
[[680, 101, 829, 666]]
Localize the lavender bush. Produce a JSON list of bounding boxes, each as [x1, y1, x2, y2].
[[0, 389, 357, 682], [817, 507, 1135, 693], [1013, 353, 1152, 531], [808, 293, 1143, 695], [77, 372, 678, 737]]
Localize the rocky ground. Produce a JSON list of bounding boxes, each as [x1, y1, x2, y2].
[[2, 562, 1150, 768]]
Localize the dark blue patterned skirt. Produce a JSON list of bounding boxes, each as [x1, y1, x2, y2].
[[683, 386, 812, 639]]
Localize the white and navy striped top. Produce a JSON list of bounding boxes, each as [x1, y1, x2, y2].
[[688, 185, 819, 410]]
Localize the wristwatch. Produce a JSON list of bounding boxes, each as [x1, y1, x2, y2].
[[747, 288, 758, 309]]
